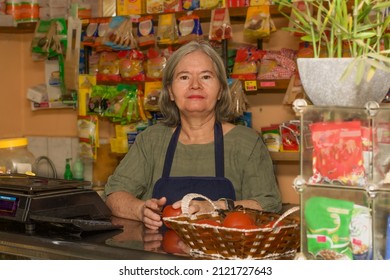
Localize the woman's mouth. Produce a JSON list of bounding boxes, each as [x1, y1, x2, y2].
[[188, 95, 204, 99]]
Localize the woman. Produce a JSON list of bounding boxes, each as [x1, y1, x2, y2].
[[105, 40, 282, 230]]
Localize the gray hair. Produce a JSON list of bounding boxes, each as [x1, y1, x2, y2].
[[159, 40, 233, 126]]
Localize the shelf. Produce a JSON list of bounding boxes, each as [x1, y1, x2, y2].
[[0, 5, 290, 34], [242, 79, 291, 94], [270, 151, 299, 162], [0, 21, 37, 33]]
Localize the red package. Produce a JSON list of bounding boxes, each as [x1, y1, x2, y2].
[[309, 121, 366, 185]]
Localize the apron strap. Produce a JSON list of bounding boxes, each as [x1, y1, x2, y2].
[[162, 122, 225, 178]]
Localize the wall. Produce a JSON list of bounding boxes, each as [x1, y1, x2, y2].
[[0, 17, 300, 204]]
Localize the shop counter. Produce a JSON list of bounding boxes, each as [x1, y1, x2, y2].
[[0, 217, 189, 260]]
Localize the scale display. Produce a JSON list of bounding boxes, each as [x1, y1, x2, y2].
[[0, 195, 18, 217]]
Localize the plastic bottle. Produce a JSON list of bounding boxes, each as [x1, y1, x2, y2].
[[63, 158, 73, 180], [73, 158, 84, 181], [0, 137, 36, 175]]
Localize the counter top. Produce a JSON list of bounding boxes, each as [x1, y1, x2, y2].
[[0, 217, 190, 260]]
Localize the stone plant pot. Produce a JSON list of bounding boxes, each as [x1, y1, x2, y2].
[[297, 58, 390, 107]]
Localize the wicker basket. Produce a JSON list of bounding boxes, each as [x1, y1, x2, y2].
[[163, 193, 300, 260]]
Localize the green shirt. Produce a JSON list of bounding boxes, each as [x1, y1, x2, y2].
[[105, 123, 282, 213]]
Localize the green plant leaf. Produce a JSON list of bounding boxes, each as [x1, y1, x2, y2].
[[356, 58, 366, 85]]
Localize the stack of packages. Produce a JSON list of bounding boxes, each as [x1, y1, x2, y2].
[[39, 0, 97, 20], [38, 0, 69, 20]]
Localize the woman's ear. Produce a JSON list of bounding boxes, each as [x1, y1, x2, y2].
[[169, 88, 175, 101], [217, 90, 222, 100]]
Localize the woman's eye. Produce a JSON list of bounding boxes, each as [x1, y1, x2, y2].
[[201, 75, 212, 80], [178, 75, 189, 80]]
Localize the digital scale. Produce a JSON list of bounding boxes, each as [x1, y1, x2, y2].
[[0, 174, 122, 233]]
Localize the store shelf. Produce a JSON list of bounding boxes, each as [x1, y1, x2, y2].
[[270, 151, 299, 162], [0, 5, 290, 34], [242, 79, 291, 94], [0, 21, 37, 33]]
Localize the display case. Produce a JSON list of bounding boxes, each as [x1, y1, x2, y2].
[[292, 99, 390, 260]]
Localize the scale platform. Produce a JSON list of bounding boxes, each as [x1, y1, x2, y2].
[[0, 174, 122, 233]]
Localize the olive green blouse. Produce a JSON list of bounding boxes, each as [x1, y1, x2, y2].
[[105, 123, 282, 213]]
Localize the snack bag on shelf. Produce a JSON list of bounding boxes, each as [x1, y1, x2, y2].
[[200, 0, 224, 9], [145, 47, 168, 80], [249, 0, 270, 5], [157, 13, 179, 45], [350, 204, 372, 260], [177, 14, 203, 44], [146, 0, 164, 13], [182, 0, 200, 10], [144, 81, 162, 111], [309, 121, 366, 186], [305, 197, 354, 260], [117, 49, 145, 81], [261, 125, 281, 152], [136, 16, 155, 47], [96, 51, 121, 83], [231, 47, 265, 80], [209, 7, 232, 41], [164, 0, 182, 12], [104, 16, 137, 50], [77, 115, 99, 160], [257, 49, 297, 80], [243, 5, 271, 41], [228, 79, 249, 118], [279, 120, 300, 152], [226, 0, 249, 7]]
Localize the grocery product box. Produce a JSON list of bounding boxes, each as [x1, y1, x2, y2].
[[117, 0, 144, 15]]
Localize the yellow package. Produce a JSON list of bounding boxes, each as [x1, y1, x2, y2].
[[157, 13, 178, 45], [144, 81, 162, 111], [116, 0, 145, 15], [249, 0, 270, 6], [110, 137, 129, 154], [243, 5, 271, 41], [146, 0, 164, 14], [115, 124, 137, 138], [200, 0, 225, 9], [78, 74, 96, 116]]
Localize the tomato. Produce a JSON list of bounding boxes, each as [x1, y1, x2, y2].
[[222, 211, 256, 229], [162, 205, 182, 229], [195, 219, 220, 227], [161, 229, 184, 254]]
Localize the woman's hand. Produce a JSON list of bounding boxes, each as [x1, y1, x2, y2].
[[142, 197, 167, 230]]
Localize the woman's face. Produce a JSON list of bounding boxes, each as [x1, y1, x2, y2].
[[169, 50, 221, 119]]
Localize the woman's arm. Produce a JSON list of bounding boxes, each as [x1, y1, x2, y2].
[[106, 191, 167, 230]]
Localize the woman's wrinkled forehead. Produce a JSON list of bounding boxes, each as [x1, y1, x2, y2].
[[174, 50, 216, 73]]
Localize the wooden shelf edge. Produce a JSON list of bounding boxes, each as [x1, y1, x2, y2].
[[270, 151, 299, 162], [243, 79, 291, 95]]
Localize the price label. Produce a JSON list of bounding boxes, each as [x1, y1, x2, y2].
[[244, 80, 257, 92], [260, 81, 276, 87]]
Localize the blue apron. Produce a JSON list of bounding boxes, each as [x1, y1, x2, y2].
[[152, 122, 236, 206]]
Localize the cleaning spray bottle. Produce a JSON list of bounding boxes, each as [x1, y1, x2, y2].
[[64, 158, 73, 180]]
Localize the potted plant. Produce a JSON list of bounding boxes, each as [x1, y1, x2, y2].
[[274, 0, 390, 107]]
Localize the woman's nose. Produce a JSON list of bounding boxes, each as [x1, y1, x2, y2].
[[190, 77, 202, 89]]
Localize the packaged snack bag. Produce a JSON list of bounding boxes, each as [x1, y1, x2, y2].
[[136, 16, 155, 47], [243, 5, 271, 41], [261, 125, 281, 152], [182, 0, 200, 10], [156, 13, 178, 45], [177, 14, 203, 44], [305, 196, 354, 260], [350, 204, 372, 260], [209, 7, 232, 41], [309, 120, 366, 186]]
